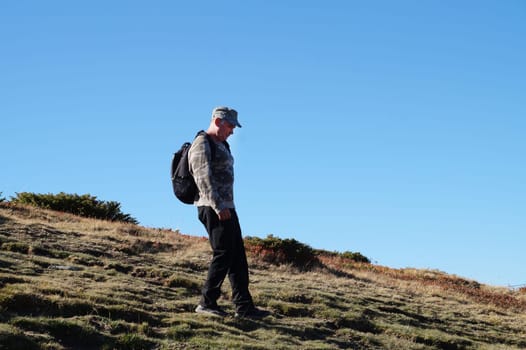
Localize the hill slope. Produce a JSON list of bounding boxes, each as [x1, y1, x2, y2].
[[1, 203, 525, 349]]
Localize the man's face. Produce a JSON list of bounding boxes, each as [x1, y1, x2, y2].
[[217, 119, 235, 141]]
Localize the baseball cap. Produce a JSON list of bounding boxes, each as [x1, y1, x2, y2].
[[212, 106, 242, 128]]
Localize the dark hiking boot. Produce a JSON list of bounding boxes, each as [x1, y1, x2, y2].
[[195, 305, 228, 317], [235, 307, 271, 319]]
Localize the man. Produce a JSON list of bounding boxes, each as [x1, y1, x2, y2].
[[188, 106, 269, 319]]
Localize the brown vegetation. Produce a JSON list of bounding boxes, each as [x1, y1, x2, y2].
[[1, 202, 525, 349]]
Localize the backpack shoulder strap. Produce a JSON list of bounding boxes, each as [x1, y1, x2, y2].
[[194, 131, 231, 157], [195, 130, 217, 160], [222, 141, 231, 154]]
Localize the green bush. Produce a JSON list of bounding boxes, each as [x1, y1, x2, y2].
[[340, 251, 370, 263], [10, 192, 138, 224], [245, 234, 320, 270], [315, 249, 371, 264]]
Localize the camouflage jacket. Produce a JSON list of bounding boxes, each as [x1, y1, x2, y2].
[[188, 133, 235, 214]]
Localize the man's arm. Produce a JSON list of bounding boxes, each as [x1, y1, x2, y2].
[[188, 135, 226, 216]]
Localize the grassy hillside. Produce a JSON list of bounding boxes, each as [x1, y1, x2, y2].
[[1, 202, 525, 349]]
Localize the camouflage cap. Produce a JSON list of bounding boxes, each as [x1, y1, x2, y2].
[[212, 106, 242, 128]]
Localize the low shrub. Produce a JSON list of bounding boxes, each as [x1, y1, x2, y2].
[[340, 251, 371, 264], [315, 249, 371, 265], [244, 234, 320, 270], [10, 192, 138, 224], [245, 234, 370, 272]]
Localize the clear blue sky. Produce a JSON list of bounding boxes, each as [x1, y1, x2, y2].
[[1, 1, 525, 287]]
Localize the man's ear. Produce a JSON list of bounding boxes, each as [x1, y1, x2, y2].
[[213, 117, 222, 126]]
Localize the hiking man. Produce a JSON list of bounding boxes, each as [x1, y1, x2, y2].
[[188, 106, 269, 319]]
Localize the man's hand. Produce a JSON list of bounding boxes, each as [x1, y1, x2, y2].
[[218, 208, 231, 221]]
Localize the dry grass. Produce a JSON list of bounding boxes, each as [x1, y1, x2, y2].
[[1, 202, 526, 349]]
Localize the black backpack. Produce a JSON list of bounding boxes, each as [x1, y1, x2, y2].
[[170, 131, 230, 204]]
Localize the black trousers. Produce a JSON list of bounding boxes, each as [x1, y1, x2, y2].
[[198, 206, 254, 312]]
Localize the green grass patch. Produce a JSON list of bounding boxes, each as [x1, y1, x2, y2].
[[0, 323, 40, 350], [164, 274, 201, 292], [11, 317, 107, 348]]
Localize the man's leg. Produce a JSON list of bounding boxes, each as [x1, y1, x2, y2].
[[198, 206, 233, 308], [227, 210, 254, 312]]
